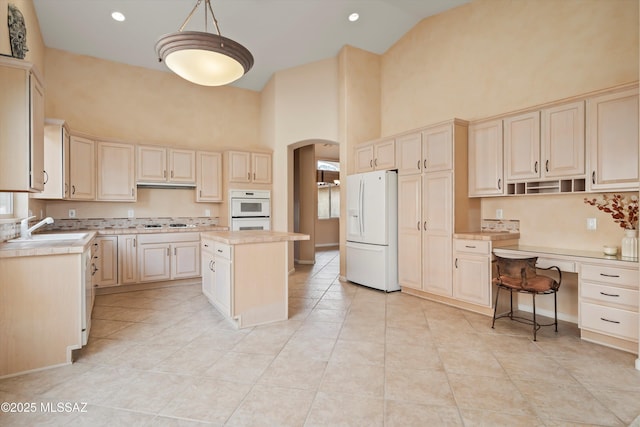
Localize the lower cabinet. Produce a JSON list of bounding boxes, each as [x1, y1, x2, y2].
[[118, 234, 138, 284], [453, 239, 491, 306], [137, 233, 200, 283], [93, 236, 118, 288], [579, 262, 639, 352], [201, 238, 232, 317]]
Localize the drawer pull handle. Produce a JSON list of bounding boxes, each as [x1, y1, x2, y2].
[[217, 249, 223, 253], [599, 292, 620, 297], [204, 244, 209, 247], [464, 245, 476, 249], [600, 317, 620, 324], [599, 273, 620, 278]]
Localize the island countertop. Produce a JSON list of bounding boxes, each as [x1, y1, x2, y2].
[[201, 230, 310, 245]]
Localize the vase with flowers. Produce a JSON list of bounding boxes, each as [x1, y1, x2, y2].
[[584, 194, 639, 258]]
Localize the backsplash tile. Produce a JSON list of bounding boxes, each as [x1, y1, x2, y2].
[[481, 219, 520, 233], [0, 222, 20, 241]]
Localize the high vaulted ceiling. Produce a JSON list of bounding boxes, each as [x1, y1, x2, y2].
[[33, 0, 469, 91]]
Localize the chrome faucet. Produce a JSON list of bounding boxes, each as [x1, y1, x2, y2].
[[20, 216, 54, 239]]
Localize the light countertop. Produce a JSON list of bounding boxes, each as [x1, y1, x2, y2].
[[0, 231, 97, 258], [201, 230, 310, 245], [453, 231, 520, 241]]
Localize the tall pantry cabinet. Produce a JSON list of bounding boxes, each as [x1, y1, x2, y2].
[[397, 119, 480, 299]]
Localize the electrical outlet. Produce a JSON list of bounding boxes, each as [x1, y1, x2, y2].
[[127, 209, 135, 218], [586, 217, 597, 230], [205, 209, 211, 217], [495, 209, 503, 219], [68, 209, 76, 218]]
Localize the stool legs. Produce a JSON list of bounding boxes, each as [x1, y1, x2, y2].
[[491, 286, 501, 329], [532, 293, 537, 341]]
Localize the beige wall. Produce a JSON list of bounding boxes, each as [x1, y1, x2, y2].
[[378, 0, 639, 252], [338, 46, 382, 276]]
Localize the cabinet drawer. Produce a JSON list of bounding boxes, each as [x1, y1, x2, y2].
[[581, 282, 639, 310], [454, 239, 490, 255], [581, 263, 638, 286], [138, 232, 200, 244], [580, 302, 638, 341], [202, 239, 214, 252], [214, 242, 232, 260]]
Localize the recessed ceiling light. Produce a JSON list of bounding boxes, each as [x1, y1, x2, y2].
[[111, 11, 125, 22], [348, 12, 359, 22]]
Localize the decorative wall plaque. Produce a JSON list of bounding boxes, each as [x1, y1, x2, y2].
[[7, 3, 28, 59]]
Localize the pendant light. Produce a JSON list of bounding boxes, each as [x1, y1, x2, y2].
[[155, 0, 253, 86]]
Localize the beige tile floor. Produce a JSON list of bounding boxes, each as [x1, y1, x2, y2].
[[1, 248, 640, 426]]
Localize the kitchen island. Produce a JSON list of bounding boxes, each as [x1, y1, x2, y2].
[[200, 230, 309, 328]]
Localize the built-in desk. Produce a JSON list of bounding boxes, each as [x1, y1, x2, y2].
[[494, 245, 639, 369]]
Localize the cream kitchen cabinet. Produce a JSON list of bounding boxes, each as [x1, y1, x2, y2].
[[354, 139, 395, 173], [396, 123, 457, 176], [504, 111, 541, 181], [579, 262, 639, 352], [196, 151, 222, 202], [453, 239, 491, 307], [587, 86, 639, 191], [504, 102, 585, 182], [137, 232, 200, 283], [97, 141, 136, 201], [468, 119, 504, 197], [137, 145, 196, 185], [69, 135, 96, 200], [0, 57, 45, 192], [93, 236, 118, 288], [32, 119, 70, 200], [201, 239, 232, 317], [398, 119, 480, 300], [118, 234, 138, 284], [227, 150, 272, 184]]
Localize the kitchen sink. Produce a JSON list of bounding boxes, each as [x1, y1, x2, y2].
[[9, 232, 89, 242]]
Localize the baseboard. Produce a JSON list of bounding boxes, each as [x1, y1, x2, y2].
[[517, 303, 578, 324], [95, 278, 201, 295], [315, 243, 338, 248], [295, 259, 315, 265]]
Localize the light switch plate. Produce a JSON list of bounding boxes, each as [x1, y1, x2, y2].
[[68, 209, 76, 218], [127, 209, 134, 218], [205, 209, 211, 217], [586, 218, 597, 230], [495, 209, 503, 219]]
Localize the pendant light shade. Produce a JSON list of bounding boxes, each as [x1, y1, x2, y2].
[[155, 0, 253, 86]]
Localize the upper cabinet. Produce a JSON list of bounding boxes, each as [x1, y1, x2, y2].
[[396, 122, 459, 175], [542, 101, 585, 178], [196, 151, 222, 202], [587, 87, 639, 192], [227, 151, 272, 184], [32, 120, 70, 200], [0, 57, 45, 192], [69, 135, 96, 200], [97, 141, 136, 201], [504, 111, 540, 181], [137, 145, 196, 185], [354, 139, 395, 173], [468, 119, 504, 197]]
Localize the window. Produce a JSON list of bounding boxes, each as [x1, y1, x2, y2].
[[317, 160, 340, 219], [0, 192, 13, 217]]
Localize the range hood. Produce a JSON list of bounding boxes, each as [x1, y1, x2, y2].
[[136, 182, 196, 189]]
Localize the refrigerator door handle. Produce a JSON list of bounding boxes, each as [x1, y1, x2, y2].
[[359, 179, 365, 235]]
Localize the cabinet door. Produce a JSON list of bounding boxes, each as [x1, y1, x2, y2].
[[172, 241, 201, 279], [118, 234, 137, 284], [504, 111, 540, 181], [373, 139, 395, 170], [97, 141, 135, 201], [252, 152, 272, 184], [201, 241, 215, 300], [138, 243, 171, 282], [34, 122, 68, 199], [69, 136, 95, 200], [29, 71, 45, 192], [397, 174, 422, 290], [196, 151, 222, 202], [542, 101, 585, 178], [228, 151, 251, 183], [422, 172, 452, 296], [137, 145, 167, 183], [214, 255, 232, 317], [468, 120, 504, 197], [453, 254, 490, 306], [422, 123, 453, 172], [169, 149, 196, 183], [95, 236, 118, 287], [588, 88, 639, 191], [396, 132, 422, 175], [354, 144, 374, 173]]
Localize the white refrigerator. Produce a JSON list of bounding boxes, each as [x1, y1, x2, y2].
[[346, 170, 399, 292]]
